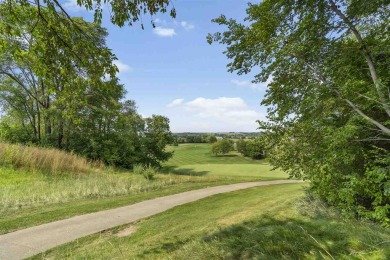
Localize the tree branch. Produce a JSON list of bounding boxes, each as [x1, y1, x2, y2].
[[296, 56, 390, 136], [328, 0, 390, 117]]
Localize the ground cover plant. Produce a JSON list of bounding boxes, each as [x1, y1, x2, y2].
[[32, 183, 390, 259]]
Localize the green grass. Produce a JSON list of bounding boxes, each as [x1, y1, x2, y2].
[[164, 144, 288, 179], [0, 169, 259, 234], [165, 143, 262, 165], [33, 183, 390, 259], [1, 143, 288, 234]]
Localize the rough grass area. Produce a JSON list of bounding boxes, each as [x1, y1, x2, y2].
[[0, 142, 289, 234], [0, 167, 255, 234], [33, 183, 390, 259], [0, 142, 100, 174], [164, 144, 288, 178], [0, 167, 224, 210]]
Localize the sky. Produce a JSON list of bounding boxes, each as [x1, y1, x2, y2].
[[63, 0, 269, 132]]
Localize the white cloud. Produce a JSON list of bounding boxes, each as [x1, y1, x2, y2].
[[166, 97, 266, 132], [231, 79, 261, 90], [167, 99, 184, 108], [154, 18, 167, 25], [153, 27, 176, 37], [113, 60, 133, 74], [63, 0, 88, 12], [231, 77, 273, 91], [186, 97, 247, 117], [180, 21, 195, 30]]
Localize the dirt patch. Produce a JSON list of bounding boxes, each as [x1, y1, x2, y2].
[[115, 225, 137, 237]]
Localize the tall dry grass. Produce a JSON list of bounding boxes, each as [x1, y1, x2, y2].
[[0, 143, 101, 174], [0, 173, 222, 210]]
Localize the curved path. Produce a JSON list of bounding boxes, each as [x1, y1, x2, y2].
[[0, 180, 303, 260]]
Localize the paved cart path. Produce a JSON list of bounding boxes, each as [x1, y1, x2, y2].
[[0, 180, 303, 260]]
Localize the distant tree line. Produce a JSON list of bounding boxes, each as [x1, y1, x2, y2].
[[0, 3, 173, 168], [173, 132, 261, 144], [210, 138, 265, 159]]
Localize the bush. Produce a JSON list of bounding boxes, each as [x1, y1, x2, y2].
[[133, 164, 157, 180]]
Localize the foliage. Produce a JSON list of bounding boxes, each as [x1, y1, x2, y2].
[[8, 0, 175, 28], [236, 138, 265, 160], [211, 139, 234, 156], [209, 0, 390, 225], [3, 0, 175, 68], [207, 135, 217, 143], [0, 3, 174, 168], [133, 164, 157, 180], [173, 133, 261, 144]]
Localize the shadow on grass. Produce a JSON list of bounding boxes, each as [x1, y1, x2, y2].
[[194, 216, 390, 259], [161, 166, 209, 176], [213, 154, 239, 158]]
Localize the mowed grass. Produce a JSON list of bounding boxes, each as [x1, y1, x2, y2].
[[33, 183, 390, 260], [164, 143, 288, 179]]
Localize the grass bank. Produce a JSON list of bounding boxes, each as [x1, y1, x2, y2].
[[33, 183, 390, 259], [1, 142, 288, 234]]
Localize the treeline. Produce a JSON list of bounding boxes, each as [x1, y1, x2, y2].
[[174, 132, 261, 144], [175, 135, 212, 144], [211, 138, 265, 160], [0, 3, 173, 168]]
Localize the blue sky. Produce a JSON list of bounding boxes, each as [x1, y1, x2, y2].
[[64, 0, 269, 132]]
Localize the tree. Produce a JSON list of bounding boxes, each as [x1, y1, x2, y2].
[[211, 139, 233, 156], [7, 0, 175, 27], [141, 115, 174, 167], [0, 3, 175, 169], [236, 139, 265, 159], [2, 0, 175, 75], [207, 135, 217, 143], [0, 2, 119, 148], [236, 139, 247, 154], [209, 1, 390, 225]]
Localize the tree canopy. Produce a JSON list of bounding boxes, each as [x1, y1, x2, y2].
[[0, 2, 174, 168], [209, 0, 390, 225], [6, 0, 175, 27], [211, 139, 234, 156]]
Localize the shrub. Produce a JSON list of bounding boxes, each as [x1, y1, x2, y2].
[[133, 164, 157, 180]]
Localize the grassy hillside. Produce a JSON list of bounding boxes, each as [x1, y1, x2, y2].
[[164, 143, 288, 179], [0, 142, 287, 234], [33, 183, 390, 259]]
